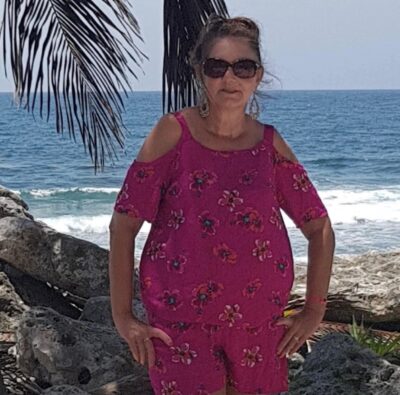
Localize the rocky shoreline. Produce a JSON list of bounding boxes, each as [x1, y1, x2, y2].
[[0, 186, 399, 394]]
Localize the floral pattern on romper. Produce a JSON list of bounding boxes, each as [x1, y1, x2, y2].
[[114, 111, 330, 394]]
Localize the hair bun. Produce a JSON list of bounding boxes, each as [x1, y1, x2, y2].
[[190, 15, 262, 68]]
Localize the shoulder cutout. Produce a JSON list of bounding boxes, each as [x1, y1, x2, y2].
[[136, 113, 182, 163], [272, 128, 299, 164]]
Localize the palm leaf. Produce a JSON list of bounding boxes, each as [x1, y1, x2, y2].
[[0, 0, 147, 171], [162, 0, 229, 113]]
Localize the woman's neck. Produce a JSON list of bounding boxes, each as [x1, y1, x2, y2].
[[202, 107, 249, 140]]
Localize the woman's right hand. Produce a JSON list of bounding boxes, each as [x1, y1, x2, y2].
[[114, 313, 173, 368]]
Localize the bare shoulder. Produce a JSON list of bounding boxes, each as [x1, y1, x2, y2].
[[136, 113, 182, 162], [272, 127, 299, 163]]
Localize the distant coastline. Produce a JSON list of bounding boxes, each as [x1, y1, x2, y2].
[[2, 88, 400, 94]]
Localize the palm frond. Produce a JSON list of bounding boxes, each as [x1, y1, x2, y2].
[[0, 0, 147, 171], [162, 0, 229, 113]]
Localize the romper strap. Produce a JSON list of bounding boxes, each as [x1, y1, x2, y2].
[[173, 111, 275, 149], [172, 111, 192, 143], [263, 123, 275, 147]]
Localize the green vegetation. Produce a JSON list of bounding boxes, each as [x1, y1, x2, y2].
[[349, 314, 400, 359]]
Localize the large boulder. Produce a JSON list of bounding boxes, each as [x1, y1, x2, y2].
[[0, 196, 33, 220], [1, 261, 81, 323], [80, 269, 148, 326], [0, 187, 32, 220], [290, 251, 400, 330], [0, 187, 30, 210], [15, 306, 148, 390], [89, 373, 153, 394], [289, 332, 400, 394], [1, 265, 147, 395], [80, 295, 148, 327], [42, 373, 154, 395], [42, 385, 90, 394], [0, 216, 109, 298], [0, 270, 29, 335]]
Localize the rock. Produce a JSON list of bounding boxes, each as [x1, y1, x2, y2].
[[41, 374, 155, 395], [0, 187, 29, 211], [289, 333, 400, 395], [1, 261, 81, 323], [15, 307, 148, 391], [0, 187, 32, 221], [0, 271, 29, 334], [89, 373, 153, 394], [287, 353, 305, 383], [0, 216, 109, 299], [0, 370, 8, 395], [290, 251, 400, 330], [79, 295, 148, 327], [0, 196, 33, 220], [80, 270, 148, 326], [79, 296, 115, 326], [42, 385, 90, 394]]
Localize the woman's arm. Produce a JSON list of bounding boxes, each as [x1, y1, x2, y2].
[[272, 128, 335, 309], [109, 113, 182, 321], [109, 212, 143, 321], [300, 216, 335, 312], [109, 212, 173, 367], [272, 129, 335, 358]]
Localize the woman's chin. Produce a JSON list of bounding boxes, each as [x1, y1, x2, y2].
[[216, 100, 246, 110], [220, 90, 242, 99]]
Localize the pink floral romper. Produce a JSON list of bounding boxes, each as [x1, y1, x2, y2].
[[114, 111, 329, 394]]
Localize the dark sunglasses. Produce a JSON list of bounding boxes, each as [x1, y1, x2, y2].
[[202, 58, 262, 79]]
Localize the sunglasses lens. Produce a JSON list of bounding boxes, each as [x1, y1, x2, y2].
[[233, 60, 258, 78], [203, 58, 259, 79], [203, 59, 228, 78]]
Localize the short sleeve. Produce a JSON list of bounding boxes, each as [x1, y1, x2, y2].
[[272, 144, 329, 229], [114, 148, 179, 223]]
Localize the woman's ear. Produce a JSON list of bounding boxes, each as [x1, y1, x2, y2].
[[256, 66, 264, 85]]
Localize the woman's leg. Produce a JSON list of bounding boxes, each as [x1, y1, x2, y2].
[[211, 385, 227, 395], [148, 317, 227, 394]]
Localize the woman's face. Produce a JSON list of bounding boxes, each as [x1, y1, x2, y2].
[[200, 36, 264, 112]]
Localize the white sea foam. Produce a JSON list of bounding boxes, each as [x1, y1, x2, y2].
[[29, 187, 119, 197], [38, 214, 112, 234], [283, 187, 400, 227], [33, 186, 400, 232], [24, 186, 400, 224], [24, 185, 400, 260], [38, 212, 400, 262], [37, 214, 151, 260], [38, 214, 151, 235]]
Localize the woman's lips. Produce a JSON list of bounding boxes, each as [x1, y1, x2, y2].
[[222, 89, 240, 94]]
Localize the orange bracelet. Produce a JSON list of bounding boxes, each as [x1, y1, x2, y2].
[[305, 295, 327, 305]]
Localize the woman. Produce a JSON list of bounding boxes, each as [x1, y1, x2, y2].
[[109, 15, 335, 395]]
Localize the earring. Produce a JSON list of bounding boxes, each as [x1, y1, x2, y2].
[[249, 94, 260, 120], [197, 81, 209, 118]]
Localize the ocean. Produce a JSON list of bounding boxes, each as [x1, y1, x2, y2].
[[1, 90, 399, 264]]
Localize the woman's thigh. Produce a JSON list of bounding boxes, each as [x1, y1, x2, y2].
[[217, 322, 289, 394], [147, 316, 289, 395], [148, 318, 227, 395]]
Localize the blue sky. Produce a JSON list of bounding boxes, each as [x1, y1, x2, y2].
[[1, 0, 399, 91]]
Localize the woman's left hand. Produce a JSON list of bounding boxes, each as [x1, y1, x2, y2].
[[274, 306, 326, 358]]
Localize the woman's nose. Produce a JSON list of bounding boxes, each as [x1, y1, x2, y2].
[[222, 66, 236, 79]]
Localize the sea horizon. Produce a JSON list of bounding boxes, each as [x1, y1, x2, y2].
[[2, 88, 400, 94]]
